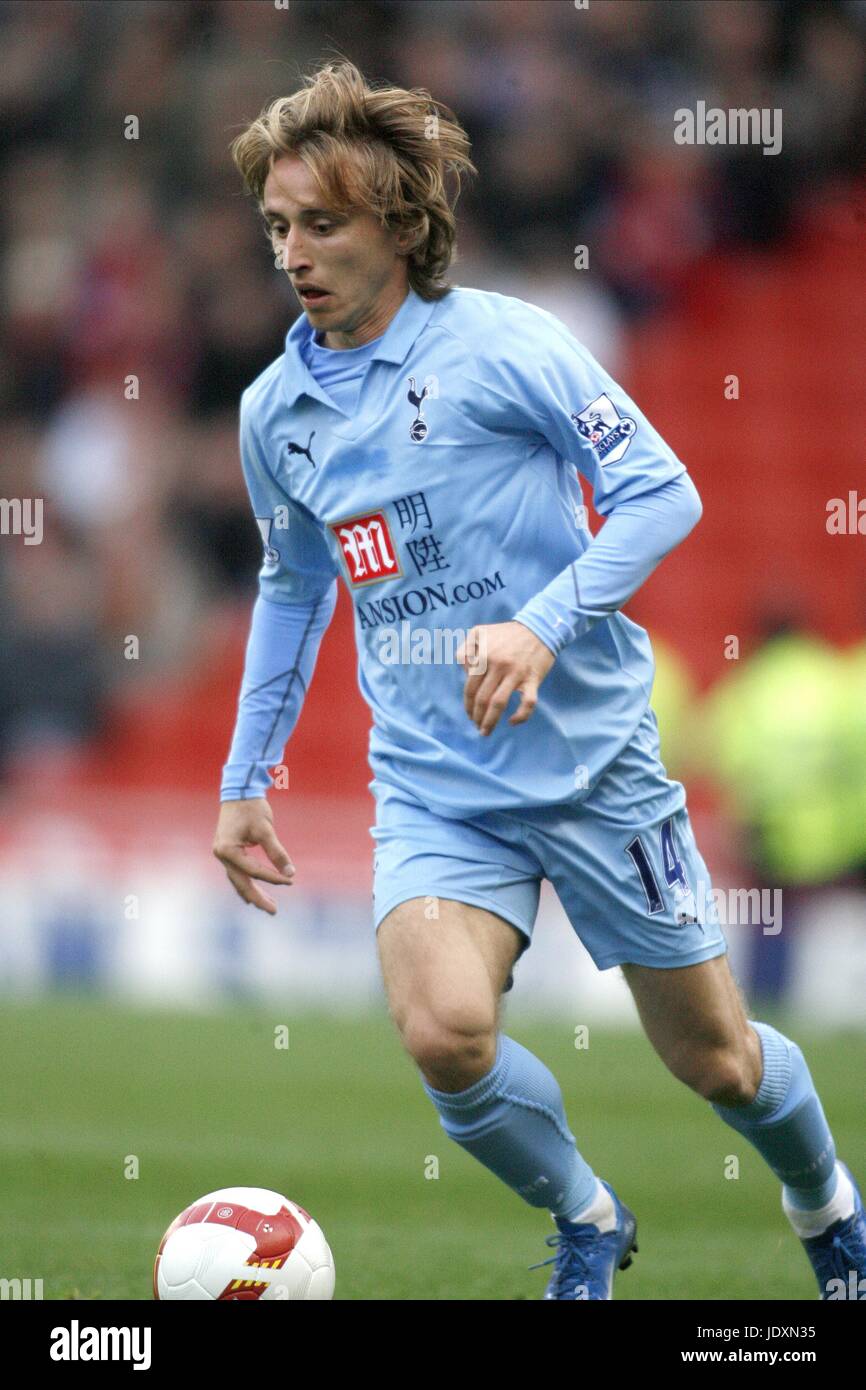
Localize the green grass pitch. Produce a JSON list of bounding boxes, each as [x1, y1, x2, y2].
[[1, 995, 863, 1300]]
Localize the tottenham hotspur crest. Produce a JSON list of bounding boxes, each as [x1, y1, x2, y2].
[[406, 377, 431, 442]]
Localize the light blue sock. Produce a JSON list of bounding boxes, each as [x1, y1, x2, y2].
[[422, 1034, 598, 1220], [712, 1020, 838, 1210]]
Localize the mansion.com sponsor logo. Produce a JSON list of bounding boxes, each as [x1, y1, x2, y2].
[[357, 570, 506, 631]]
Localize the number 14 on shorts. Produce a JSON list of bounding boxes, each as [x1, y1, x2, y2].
[[625, 818, 699, 924]]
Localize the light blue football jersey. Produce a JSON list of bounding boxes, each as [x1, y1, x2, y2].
[[223, 286, 700, 818]]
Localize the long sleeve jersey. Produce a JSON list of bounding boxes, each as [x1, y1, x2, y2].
[[221, 286, 701, 817]]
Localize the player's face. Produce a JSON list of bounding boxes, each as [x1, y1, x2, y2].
[[262, 153, 410, 349]]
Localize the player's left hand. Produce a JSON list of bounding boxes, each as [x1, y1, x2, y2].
[[457, 621, 556, 737]]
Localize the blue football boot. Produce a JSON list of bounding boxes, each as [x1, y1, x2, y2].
[[529, 1180, 638, 1300], [798, 1162, 866, 1300]]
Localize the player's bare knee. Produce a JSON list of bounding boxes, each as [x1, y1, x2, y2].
[[402, 1012, 497, 1086], [705, 1063, 761, 1107], [671, 1045, 757, 1105], [703, 1025, 763, 1105]]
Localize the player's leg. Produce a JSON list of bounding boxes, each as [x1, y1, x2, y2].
[[620, 952, 840, 1203], [377, 895, 517, 1089], [618, 953, 763, 1106], [376, 895, 603, 1221], [620, 952, 865, 1297], [525, 705, 863, 1295], [371, 781, 639, 1297]]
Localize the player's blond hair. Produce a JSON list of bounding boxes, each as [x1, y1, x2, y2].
[[230, 60, 476, 301]]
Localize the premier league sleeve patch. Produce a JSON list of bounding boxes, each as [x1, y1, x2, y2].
[[570, 393, 637, 465]]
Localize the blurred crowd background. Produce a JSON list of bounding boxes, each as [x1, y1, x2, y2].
[[0, 0, 865, 1016]]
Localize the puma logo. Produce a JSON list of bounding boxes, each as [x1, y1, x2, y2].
[[287, 430, 317, 467]]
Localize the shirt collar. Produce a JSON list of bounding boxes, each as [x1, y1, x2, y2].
[[281, 286, 438, 410]]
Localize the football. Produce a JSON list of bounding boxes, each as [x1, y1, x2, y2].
[[153, 1186, 335, 1300]]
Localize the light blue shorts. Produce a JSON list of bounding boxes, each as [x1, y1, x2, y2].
[[370, 708, 728, 977]]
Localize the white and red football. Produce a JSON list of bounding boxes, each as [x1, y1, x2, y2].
[[153, 1186, 335, 1300]]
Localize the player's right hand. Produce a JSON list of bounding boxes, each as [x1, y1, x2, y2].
[[213, 798, 295, 915]]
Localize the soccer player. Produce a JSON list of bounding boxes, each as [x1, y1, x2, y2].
[[214, 61, 865, 1300]]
